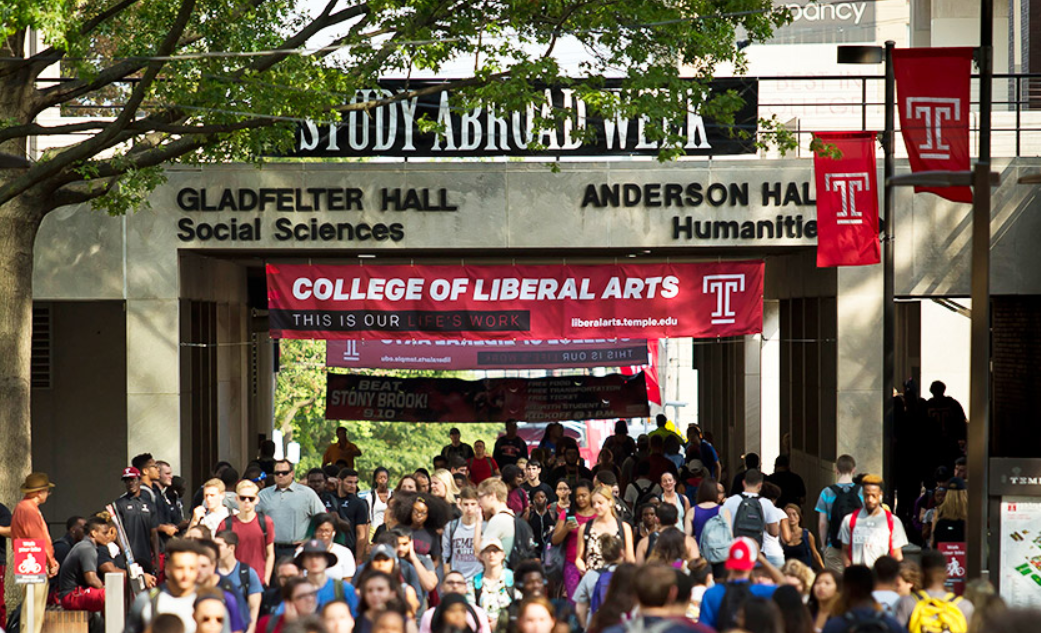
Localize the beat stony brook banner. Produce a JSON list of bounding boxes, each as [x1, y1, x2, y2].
[[267, 262, 765, 340], [325, 372, 651, 422]]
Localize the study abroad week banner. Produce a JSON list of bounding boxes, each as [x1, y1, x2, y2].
[[267, 262, 764, 340], [325, 372, 651, 422], [326, 338, 648, 370]]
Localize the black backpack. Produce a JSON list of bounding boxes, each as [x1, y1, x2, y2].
[[828, 485, 862, 548], [717, 582, 754, 630], [841, 610, 891, 633], [732, 493, 766, 547], [504, 511, 538, 568], [225, 512, 268, 538], [632, 480, 659, 509]]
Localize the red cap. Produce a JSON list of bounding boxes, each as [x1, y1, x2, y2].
[[121, 467, 142, 479], [725, 537, 759, 571]]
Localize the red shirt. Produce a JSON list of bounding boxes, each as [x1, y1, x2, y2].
[[12, 498, 55, 567], [467, 456, 498, 485], [231, 513, 275, 583]]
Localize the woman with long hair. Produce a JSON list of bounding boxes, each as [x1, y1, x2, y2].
[[782, 504, 825, 571], [550, 479, 596, 601], [575, 486, 635, 573], [646, 527, 687, 569], [302, 513, 357, 581], [586, 563, 638, 633], [659, 472, 690, 519], [771, 585, 814, 633], [354, 570, 412, 633], [684, 478, 721, 542], [429, 593, 477, 633], [806, 570, 842, 632], [429, 468, 460, 507], [896, 561, 922, 596], [397, 476, 419, 493], [931, 478, 968, 547]]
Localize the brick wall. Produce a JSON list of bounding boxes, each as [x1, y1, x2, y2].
[[992, 295, 1041, 456]]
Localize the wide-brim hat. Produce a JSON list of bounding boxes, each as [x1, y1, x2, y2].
[[21, 472, 56, 494], [294, 539, 338, 568]]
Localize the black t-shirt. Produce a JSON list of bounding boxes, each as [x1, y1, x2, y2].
[[494, 435, 529, 467], [58, 539, 99, 597], [548, 464, 593, 489], [54, 533, 76, 567], [317, 491, 340, 515], [114, 493, 159, 573], [0, 503, 10, 553], [765, 470, 807, 508], [521, 481, 555, 504], [442, 442, 475, 462], [97, 543, 127, 572], [336, 493, 370, 555]]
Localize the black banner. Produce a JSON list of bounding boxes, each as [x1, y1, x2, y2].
[[325, 371, 650, 422], [293, 78, 758, 158]]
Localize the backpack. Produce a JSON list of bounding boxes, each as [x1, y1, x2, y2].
[[644, 531, 660, 559], [504, 511, 538, 568], [716, 581, 753, 631], [632, 480, 659, 509], [542, 541, 565, 577], [828, 484, 863, 547], [698, 514, 733, 564], [732, 493, 766, 547], [589, 567, 614, 615], [841, 611, 893, 633], [908, 591, 968, 633], [472, 568, 514, 603], [848, 509, 896, 560]]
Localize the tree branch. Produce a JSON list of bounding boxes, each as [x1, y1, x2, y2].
[[0, 0, 197, 207]]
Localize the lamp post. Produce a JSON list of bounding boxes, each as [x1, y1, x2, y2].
[[888, 164, 998, 580], [837, 41, 895, 495]]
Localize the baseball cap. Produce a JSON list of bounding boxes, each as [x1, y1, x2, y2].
[[369, 543, 398, 562], [480, 537, 504, 553], [947, 477, 967, 491], [725, 536, 759, 571], [121, 467, 142, 479]]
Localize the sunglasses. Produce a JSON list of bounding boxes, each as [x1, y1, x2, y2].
[[238, 496, 256, 502], [274, 470, 292, 476]]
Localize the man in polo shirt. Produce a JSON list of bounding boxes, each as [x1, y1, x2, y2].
[[114, 466, 160, 575], [322, 427, 362, 469], [258, 459, 325, 562]]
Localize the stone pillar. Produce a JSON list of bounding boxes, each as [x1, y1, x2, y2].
[[835, 265, 884, 477]]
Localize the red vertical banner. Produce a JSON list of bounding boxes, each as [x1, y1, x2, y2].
[[893, 47, 974, 203], [621, 340, 662, 405], [813, 132, 881, 267]]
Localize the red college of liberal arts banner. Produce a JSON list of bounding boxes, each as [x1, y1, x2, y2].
[[325, 371, 651, 422], [893, 47, 974, 203], [327, 338, 648, 370], [813, 132, 881, 267], [267, 262, 764, 340]]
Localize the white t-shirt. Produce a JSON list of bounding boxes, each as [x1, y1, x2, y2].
[[442, 520, 483, 579], [839, 508, 908, 567], [760, 502, 788, 560], [721, 493, 778, 537], [200, 506, 231, 534], [294, 542, 356, 581]]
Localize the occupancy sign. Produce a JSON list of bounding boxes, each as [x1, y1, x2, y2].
[[267, 262, 764, 340], [325, 372, 650, 422]]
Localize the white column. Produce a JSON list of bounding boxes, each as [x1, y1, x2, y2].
[[761, 301, 782, 470]]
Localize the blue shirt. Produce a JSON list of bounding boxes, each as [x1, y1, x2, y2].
[[220, 563, 263, 625], [815, 483, 864, 521], [275, 577, 358, 617], [699, 580, 777, 629]]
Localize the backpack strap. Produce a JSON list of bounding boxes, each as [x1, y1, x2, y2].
[[239, 563, 250, 595], [257, 512, 268, 539], [884, 509, 895, 555], [334, 580, 345, 601], [446, 518, 460, 566], [266, 615, 280, 633], [849, 509, 860, 545]]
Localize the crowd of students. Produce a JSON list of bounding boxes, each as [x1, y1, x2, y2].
[[0, 413, 1032, 633]]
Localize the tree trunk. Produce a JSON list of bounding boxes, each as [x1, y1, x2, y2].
[[0, 193, 43, 507]]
